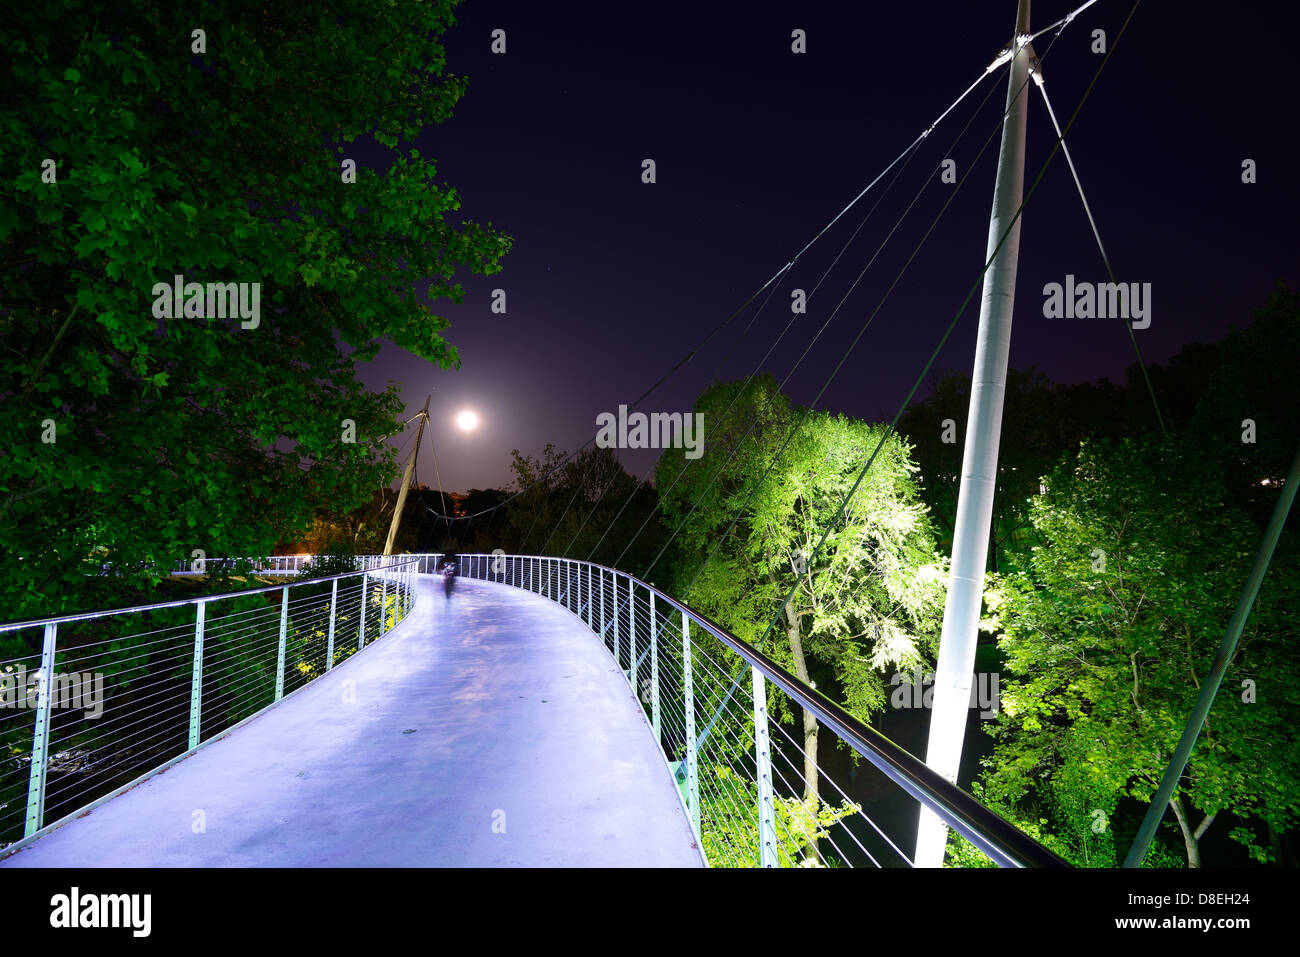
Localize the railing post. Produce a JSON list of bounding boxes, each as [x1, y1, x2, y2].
[[612, 570, 620, 666], [649, 592, 660, 741], [357, 571, 369, 651], [275, 585, 288, 701], [380, 568, 389, 634], [326, 578, 338, 672], [752, 666, 778, 867], [188, 602, 206, 749], [628, 578, 637, 690], [682, 612, 700, 839], [599, 568, 606, 644], [23, 622, 58, 837]]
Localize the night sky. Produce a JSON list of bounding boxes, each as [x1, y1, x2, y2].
[[353, 0, 1300, 493]]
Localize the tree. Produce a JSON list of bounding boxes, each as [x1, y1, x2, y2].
[[0, 0, 510, 620], [898, 366, 1129, 574], [655, 375, 945, 862], [1182, 283, 1300, 524], [504, 444, 665, 570], [977, 435, 1300, 866]]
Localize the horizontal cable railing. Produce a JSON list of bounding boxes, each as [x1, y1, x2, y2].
[[0, 555, 420, 854], [453, 552, 1067, 869], [4, 550, 1062, 867]]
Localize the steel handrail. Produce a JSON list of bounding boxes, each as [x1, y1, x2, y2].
[[0, 557, 416, 634], [460, 552, 1068, 868]]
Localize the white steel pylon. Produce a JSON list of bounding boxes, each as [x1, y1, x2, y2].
[[915, 0, 1036, 868]]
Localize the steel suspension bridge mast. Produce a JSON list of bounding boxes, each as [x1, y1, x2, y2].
[[383, 395, 431, 557], [916, 0, 1036, 868]]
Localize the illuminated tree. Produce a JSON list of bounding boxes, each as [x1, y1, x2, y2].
[[655, 375, 945, 861], [975, 435, 1300, 866]]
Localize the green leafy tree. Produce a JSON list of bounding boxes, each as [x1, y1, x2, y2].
[[505, 444, 665, 570], [977, 435, 1300, 866], [1, 0, 509, 620], [702, 765, 860, 867], [898, 366, 1130, 574], [655, 375, 945, 861]]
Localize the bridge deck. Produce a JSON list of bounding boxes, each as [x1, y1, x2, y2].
[[2, 576, 702, 867]]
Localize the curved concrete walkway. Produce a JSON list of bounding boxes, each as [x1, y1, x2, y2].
[[1, 576, 703, 867]]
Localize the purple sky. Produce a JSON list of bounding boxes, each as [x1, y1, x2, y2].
[[353, 0, 1300, 492]]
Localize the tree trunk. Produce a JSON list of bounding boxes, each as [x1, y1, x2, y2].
[[1168, 794, 1214, 868], [785, 606, 820, 863], [765, 557, 820, 863]]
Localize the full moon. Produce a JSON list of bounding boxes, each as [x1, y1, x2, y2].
[[455, 409, 479, 432]]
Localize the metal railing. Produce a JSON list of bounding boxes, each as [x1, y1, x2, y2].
[[0, 555, 419, 853], [453, 552, 1066, 869], [165, 554, 389, 577], [3, 550, 1062, 867]]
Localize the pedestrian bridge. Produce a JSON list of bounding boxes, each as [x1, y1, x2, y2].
[[0, 555, 1063, 868]]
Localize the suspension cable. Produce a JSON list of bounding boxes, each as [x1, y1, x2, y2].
[[678, 1, 1134, 757], [420, 54, 1018, 525], [743, 0, 1143, 676], [1032, 73, 1167, 435]]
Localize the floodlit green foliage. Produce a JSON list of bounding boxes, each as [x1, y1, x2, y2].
[[975, 435, 1300, 866], [701, 764, 860, 868], [656, 375, 944, 862], [657, 376, 945, 722], [1, 0, 509, 620]]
